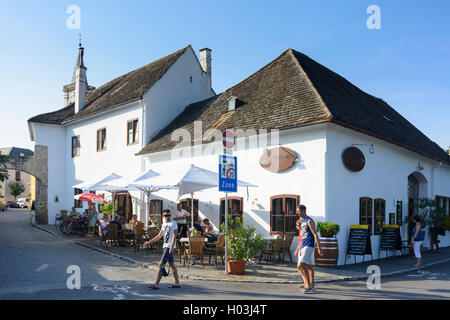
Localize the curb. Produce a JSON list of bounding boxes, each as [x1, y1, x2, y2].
[[31, 223, 450, 284]]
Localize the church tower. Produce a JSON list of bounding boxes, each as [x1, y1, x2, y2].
[[63, 41, 94, 112]]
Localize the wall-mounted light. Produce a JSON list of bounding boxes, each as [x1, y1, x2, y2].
[[416, 162, 424, 171], [352, 144, 375, 154]]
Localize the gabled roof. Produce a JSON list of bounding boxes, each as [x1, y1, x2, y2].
[[28, 46, 189, 125], [138, 49, 450, 164], [0, 147, 34, 157]]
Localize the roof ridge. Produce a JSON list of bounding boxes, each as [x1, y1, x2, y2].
[[216, 49, 294, 98], [86, 46, 189, 101], [287, 49, 333, 119]]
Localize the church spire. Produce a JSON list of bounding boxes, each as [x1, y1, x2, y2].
[[63, 39, 94, 109]]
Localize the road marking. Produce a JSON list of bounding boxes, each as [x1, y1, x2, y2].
[[406, 270, 446, 280], [93, 285, 154, 299]]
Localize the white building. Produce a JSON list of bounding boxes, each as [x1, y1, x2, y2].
[[28, 44, 214, 223], [136, 49, 450, 265], [29, 45, 450, 265]]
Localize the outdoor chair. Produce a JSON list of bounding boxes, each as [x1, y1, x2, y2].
[[55, 210, 68, 225], [183, 237, 205, 269], [99, 224, 119, 247], [204, 234, 225, 267], [259, 236, 283, 264], [105, 224, 119, 247], [282, 235, 294, 263], [145, 228, 162, 254], [132, 223, 147, 252]]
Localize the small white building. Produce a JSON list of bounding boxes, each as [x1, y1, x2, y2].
[[29, 45, 450, 265]]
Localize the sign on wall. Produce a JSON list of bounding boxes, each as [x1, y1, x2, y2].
[[342, 147, 365, 172], [259, 147, 297, 173]]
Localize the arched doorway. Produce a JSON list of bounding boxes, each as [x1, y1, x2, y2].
[[1, 146, 48, 224], [407, 171, 428, 239]]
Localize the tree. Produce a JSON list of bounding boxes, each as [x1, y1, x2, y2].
[[406, 198, 447, 227], [0, 154, 9, 182], [8, 181, 25, 201]]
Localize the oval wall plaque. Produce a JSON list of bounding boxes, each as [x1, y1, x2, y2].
[[259, 147, 297, 173], [342, 147, 365, 172]]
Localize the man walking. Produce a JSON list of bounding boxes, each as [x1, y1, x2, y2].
[[144, 209, 181, 289], [296, 205, 322, 294]]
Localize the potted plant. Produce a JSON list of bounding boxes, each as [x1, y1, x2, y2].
[[188, 227, 197, 237], [221, 215, 266, 275], [406, 199, 447, 253], [99, 202, 117, 219], [317, 222, 340, 238], [315, 222, 340, 268]]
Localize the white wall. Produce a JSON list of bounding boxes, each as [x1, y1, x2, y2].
[[142, 125, 328, 255], [325, 123, 450, 265], [143, 46, 214, 143], [63, 103, 144, 220], [33, 123, 66, 222]]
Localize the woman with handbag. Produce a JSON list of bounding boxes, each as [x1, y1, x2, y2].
[[410, 214, 425, 267]]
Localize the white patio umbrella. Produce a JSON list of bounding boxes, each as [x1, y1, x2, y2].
[[135, 164, 257, 228], [72, 173, 123, 191], [72, 173, 125, 217], [125, 169, 177, 227]]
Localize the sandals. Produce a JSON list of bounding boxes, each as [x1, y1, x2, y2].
[[147, 284, 159, 290], [168, 284, 181, 288]]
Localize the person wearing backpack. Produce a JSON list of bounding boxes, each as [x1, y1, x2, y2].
[[410, 214, 425, 267]]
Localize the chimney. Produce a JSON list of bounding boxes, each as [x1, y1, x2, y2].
[[74, 45, 87, 113], [199, 48, 212, 88]]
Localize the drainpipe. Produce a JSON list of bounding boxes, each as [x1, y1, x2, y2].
[[139, 97, 147, 227]]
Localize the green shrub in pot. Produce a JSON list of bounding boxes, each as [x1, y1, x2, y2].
[[317, 222, 340, 238]]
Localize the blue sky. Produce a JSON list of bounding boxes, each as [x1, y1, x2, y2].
[[0, 0, 449, 151]]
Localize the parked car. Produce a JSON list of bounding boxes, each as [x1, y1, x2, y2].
[[17, 198, 30, 209], [0, 198, 6, 211], [7, 201, 20, 208]]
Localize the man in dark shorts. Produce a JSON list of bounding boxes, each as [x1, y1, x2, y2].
[[144, 209, 181, 289]]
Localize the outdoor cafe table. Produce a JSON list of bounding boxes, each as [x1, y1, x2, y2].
[[180, 237, 208, 244]]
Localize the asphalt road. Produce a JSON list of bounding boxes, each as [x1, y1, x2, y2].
[[1, 210, 449, 300]]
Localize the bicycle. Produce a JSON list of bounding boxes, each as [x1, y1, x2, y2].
[[60, 216, 73, 234], [64, 214, 89, 236]]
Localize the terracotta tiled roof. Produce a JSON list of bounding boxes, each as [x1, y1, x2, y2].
[[28, 46, 189, 125], [138, 49, 450, 164]]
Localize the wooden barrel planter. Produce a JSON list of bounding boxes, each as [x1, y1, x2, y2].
[[314, 237, 339, 268]]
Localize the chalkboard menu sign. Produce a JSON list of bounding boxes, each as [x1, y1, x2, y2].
[[345, 225, 372, 264], [378, 224, 402, 258]]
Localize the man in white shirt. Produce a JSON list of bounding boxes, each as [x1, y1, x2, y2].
[[172, 203, 190, 237], [144, 210, 180, 289]]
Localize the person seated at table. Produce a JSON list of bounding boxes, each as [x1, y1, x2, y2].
[[129, 214, 141, 231], [110, 215, 125, 246], [193, 218, 205, 234], [202, 218, 218, 242], [100, 214, 110, 235], [110, 215, 123, 231]]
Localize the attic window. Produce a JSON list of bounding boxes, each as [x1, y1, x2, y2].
[[227, 96, 241, 112], [382, 115, 392, 123]]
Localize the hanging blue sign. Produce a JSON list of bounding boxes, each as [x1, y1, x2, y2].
[[219, 155, 237, 192]]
